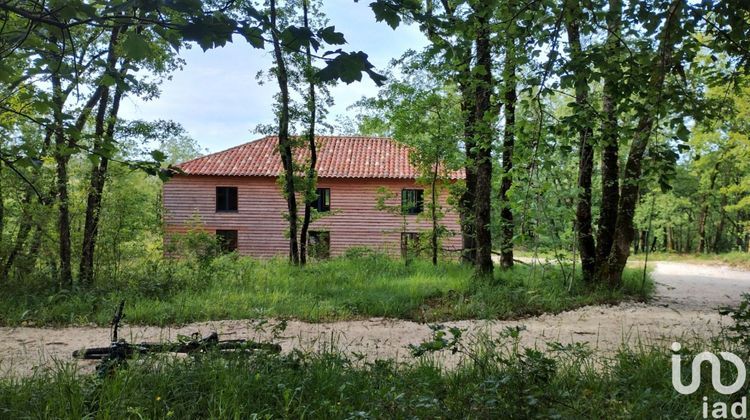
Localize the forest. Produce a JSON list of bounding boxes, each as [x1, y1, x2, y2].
[[0, 0, 749, 418], [0, 0, 748, 290]]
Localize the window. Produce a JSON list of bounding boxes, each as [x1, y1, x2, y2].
[[401, 189, 424, 215], [216, 230, 238, 253], [308, 231, 330, 259], [216, 187, 238, 212], [315, 188, 330, 212], [401, 232, 420, 259]]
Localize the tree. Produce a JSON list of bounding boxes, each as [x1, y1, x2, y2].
[[255, 0, 384, 265], [366, 0, 503, 277], [599, 0, 686, 285], [354, 75, 463, 265]]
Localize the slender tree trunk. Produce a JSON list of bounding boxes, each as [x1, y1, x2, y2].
[[0, 191, 32, 280], [713, 195, 728, 252], [299, 0, 317, 265], [600, 0, 683, 286], [499, 27, 517, 269], [79, 80, 124, 285], [79, 88, 110, 285], [49, 42, 105, 286], [80, 26, 124, 285], [697, 205, 709, 253], [431, 161, 439, 266], [596, 0, 622, 269], [565, 0, 596, 282], [0, 161, 4, 252], [270, 0, 299, 264], [698, 164, 719, 253], [459, 68, 477, 265], [472, 11, 495, 277], [51, 72, 73, 287]]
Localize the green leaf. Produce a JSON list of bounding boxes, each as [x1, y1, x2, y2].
[[150, 150, 167, 162], [100, 74, 117, 87], [180, 13, 237, 51], [166, 0, 204, 13], [240, 26, 264, 49], [370, 1, 402, 29], [318, 26, 346, 45], [316, 51, 386, 86], [280, 26, 315, 51], [122, 33, 150, 61], [676, 123, 690, 141]]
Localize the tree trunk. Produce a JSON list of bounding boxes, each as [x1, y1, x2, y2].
[[713, 194, 728, 252], [431, 161, 439, 266], [299, 0, 317, 266], [51, 72, 73, 287], [596, 0, 622, 269], [270, 0, 299, 265], [459, 65, 477, 265], [565, 0, 597, 282], [472, 10, 494, 277], [79, 88, 110, 285], [600, 0, 683, 286], [668, 227, 675, 251], [80, 26, 124, 285], [698, 164, 719, 253], [499, 23, 516, 270], [49, 43, 106, 286], [0, 161, 4, 252], [0, 191, 32, 280], [79, 79, 124, 285], [633, 233, 640, 254]]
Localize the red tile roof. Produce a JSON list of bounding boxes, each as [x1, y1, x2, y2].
[[177, 135, 463, 179]]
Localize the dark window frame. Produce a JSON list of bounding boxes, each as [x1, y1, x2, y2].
[[401, 189, 424, 215], [315, 188, 331, 212], [216, 229, 238, 253], [308, 230, 331, 259], [216, 186, 238, 212]]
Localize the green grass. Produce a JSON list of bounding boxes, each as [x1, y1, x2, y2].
[[0, 253, 652, 326], [0, 336, 733, 419]]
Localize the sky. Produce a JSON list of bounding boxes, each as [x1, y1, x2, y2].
[[118, 0, 428, 153]]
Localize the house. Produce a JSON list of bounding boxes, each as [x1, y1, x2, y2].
[[163, 135, 463, 258]]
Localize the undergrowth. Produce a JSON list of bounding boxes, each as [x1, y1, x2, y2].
[[0, 327, 735, 419], [0, 252, 652, 326]]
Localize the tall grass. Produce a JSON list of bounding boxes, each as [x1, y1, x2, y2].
[[0, 335, 731, 419], [0, 252, 652, 326]]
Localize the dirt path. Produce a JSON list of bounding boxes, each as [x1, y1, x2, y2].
[[1, 261, 747, 376]]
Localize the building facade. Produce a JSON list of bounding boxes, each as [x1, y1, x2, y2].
[[163, 136, 463, 258]]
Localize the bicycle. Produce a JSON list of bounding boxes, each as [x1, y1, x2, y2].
[[73, 300, 281, 372]]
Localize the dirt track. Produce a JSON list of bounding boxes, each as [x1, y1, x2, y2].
[[1, 261, 748, 376]]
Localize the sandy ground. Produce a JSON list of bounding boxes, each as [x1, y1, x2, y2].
[[1, 261, 748, 376]]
